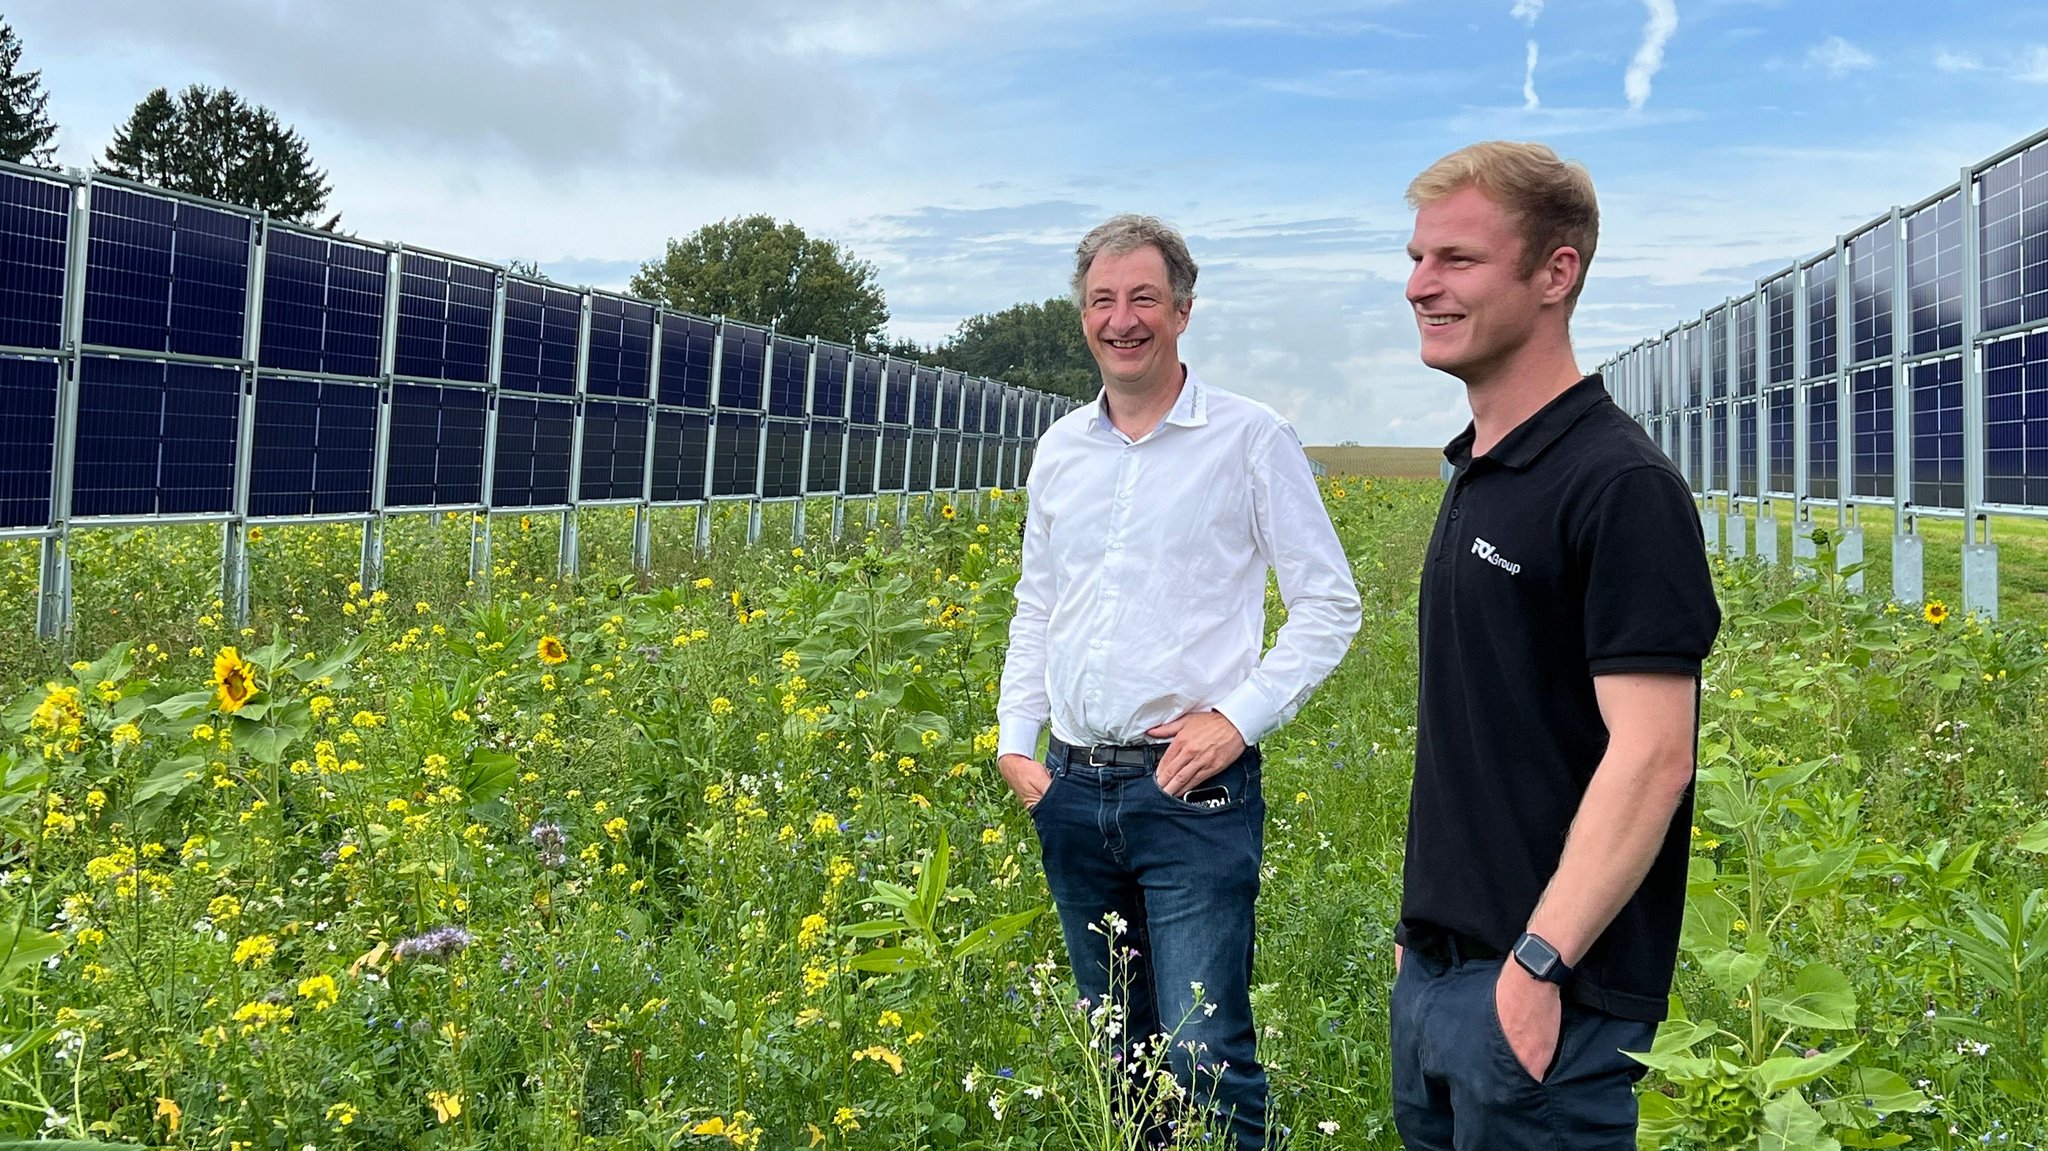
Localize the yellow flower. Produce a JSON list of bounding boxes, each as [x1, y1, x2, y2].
[[798, 913, 829, 949], [1923, 600, 1949, 625], [326, 1101, 359, 1127], [940, 504, 957, 520], [298, 973, 339, 1010], [155, 1096, 182, 1134], [208, 894, 243, 921], [538, 635, 569, 664], [710, 697, 733, 716], [604, 816, 628, 841], [212, 648, 258, 713], [427, 1089, 463, 1123], [232, 934, 277, 968], [853, 1044, 905, 1074], [110, 722, 141, 748], [835, 1106, 862, 1132], [694, 577, 714, 589], [810, 812, 839, 837]]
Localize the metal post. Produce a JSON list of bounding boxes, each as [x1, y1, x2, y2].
[[749, 331, 771, 548], [362, 244, 405, 593], [224, 210, 268, 628], [1888, 207, 1921, 604], [794, 336, 817, 543], [634, 310, 664, 575], [473, 270, 510, 593], [1959, 162, 1998, 618], [559, 290, 593, 579], [1724, 300, 1747, 558], [38, 176, 90, 641], [1834, 235, 1861, 591], [698, 319, 724, 556]]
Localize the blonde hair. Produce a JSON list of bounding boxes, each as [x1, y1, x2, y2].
[[1072, 215, 1199, 309], [1406, 141, 1599, 308]]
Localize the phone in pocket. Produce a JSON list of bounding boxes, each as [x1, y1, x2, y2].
[[1182, 783, 1231, 808]]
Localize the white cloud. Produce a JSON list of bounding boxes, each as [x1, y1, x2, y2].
[[1934, 48, 1983, 72], [1807, 35, 1876, 80], [1511, 0, 1545, 27], [1625, 0, 1680, 111], [2019, 45, 2048, 83], [1523, 40, 1541, 109]]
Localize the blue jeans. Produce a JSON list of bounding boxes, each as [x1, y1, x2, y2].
[[1391, 944, 1656, 1150], [1030, 741, 1269, 1149]]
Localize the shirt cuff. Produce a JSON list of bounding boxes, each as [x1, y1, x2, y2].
[[1211, 682, 1277, 747], [997, 718, 1045, 762]]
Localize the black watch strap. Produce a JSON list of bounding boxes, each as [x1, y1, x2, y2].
[[1511, 932, 1573, 984]]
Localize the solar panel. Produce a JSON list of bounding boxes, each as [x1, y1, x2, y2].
[[1767, 387, 1795, 494], [1765, 275, 1796, 387], [913, 367, 940, 429], [0, 356, 58, 526], [978, 440, 1001, 492], [1850, 364, 1893, 498], [72, 355, 239, 516], [587, 295, 654, 398], [500, 280, 580, 396], [811, 344, 849, 419], [0, 170, 71, 351], [384, 383, 486, 506], [394, 253, 493, 382], [807, 420, 844, 493], [762, 417, 805, 498], [1806, 380, 1839, 500], [1707, 402, 1727, 489], [1012, 442, 1033, 488], [711, 412, 761, 497], [883, 360, 912, 425], [1977, 141, 2048, 333], [491, 395, 574, 507], [850, 354, 882, 425], [1684, 409, 1702, 489], [878, 428, 909, 491], [1805, 255, 1839, 379], [1984, 331, 2048, 505], [1705, 309, 1727, 402], [938, 370, 964, 430], [909, 431, 936, 491], [1911, 357, 1964, 509], [935, 432, 960, 490], [1907, 193, 1964, 355], [83, 185, 251, 359], [1847, 226, 1894, 366], [957, 379, 981, 434], [248, 376, 377, 516], [768, 336, 808, 417], [1735, 297, 1758, 398], [657, 313, 716, 408], [1735, 400, 1757, 497], [844, 426, 878, 496], [259, 230, 386, 378], [579, 400, 650, 500], [716, 323, 766, 410], [651, 408, 709, 502]]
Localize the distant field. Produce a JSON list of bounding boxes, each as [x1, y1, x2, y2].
[[1305, 445, 1445, 478]]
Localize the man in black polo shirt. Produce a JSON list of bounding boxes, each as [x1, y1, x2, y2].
[[1389, 142, 1720, 1149]]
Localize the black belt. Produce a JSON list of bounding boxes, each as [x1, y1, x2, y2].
[[1406, 927, 1502, 965], [1049, 737, 1168, 769]]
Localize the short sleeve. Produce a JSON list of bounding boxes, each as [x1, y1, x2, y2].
[[1578, 465, 1720, 677]]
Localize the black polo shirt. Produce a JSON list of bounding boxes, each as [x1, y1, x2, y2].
[[1398, 374, 1720, 1022]]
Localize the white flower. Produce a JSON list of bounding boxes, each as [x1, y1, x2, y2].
[[1318, 1120, 1341, 1135]]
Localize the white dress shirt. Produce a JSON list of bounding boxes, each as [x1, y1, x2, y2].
[[997, 369, 1362, 760]]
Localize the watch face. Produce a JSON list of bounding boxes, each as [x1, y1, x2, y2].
[[1515, 935, 1559, 978]]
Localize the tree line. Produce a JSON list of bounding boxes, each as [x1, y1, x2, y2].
[[0, 18, 1097, 398]]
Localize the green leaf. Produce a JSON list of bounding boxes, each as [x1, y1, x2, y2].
[[462, 749, 519, 807], [847, 946, 931, 974], [837, 919, 907, 940], [1763, 962, 1858, 1031], [1838, 1066, 1931, 1117], [1752, 1042, 1859, 1095], [1759, 1090, 1840, 1151], [915, 827, 951, 937], [237, 723, 299, 764], [152, 690, 216, 720], [1760, 596, 1810, 624], [1699, 948, 1768, 999], [291, 635, 369, 685], [2015, 819, 2048, 854], [131, 753, 207, 804], [950, 905, 1046, 961], [868, 881, 918, 912], [0, 911, 67, 992]]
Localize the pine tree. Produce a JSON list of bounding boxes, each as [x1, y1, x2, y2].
[[0, 19, 58, 166], [99, 85, 331, 222]]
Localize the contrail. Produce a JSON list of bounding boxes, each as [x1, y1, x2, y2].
[[1625, 0, 1679, 111]]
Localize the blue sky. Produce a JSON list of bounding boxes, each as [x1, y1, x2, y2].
[[12, 1, 2047, 445]]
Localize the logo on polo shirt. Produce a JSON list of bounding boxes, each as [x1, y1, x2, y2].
[[1470, 537, 1522, 575]]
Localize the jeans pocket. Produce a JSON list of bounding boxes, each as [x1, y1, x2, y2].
[[1484, 975, 1555, 1087], [1148, 762, 1249, 814]]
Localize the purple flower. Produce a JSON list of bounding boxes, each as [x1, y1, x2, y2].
[[394, 925, 473, 963]]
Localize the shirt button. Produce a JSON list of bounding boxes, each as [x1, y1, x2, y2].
[[1449, 508, 1461, 520]]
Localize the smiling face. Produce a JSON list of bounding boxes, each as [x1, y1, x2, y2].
[[1080, 244, 1191, 396], [1405, 183, 1573, 387]]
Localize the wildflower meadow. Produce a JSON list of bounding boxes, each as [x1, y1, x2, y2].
[[0, 479, 2045, 1149]]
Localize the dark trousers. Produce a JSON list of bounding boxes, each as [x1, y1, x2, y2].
[[1031, 741, 1269, 1149], [1391, 942, 1656, 1150]]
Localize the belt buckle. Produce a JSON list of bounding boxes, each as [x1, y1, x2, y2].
[[1086, 744, 1116, 768]]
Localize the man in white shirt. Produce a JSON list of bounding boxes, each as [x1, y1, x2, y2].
[[997, 214, 1361, 1149]]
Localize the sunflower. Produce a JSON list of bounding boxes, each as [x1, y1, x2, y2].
[[940, 504, 957, 521], [1923, 600, 1949, 626], [212, 648, 257, 713], [537, 635, 568, 665]]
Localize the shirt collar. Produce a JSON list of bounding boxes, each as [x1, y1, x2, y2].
[[1085, 367, 1209, 439], [1443, 373, 1609, 471]]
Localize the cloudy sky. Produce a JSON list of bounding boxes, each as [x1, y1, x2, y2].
[[13, 1, 2046, 445]]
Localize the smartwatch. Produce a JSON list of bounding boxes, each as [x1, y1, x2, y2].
[[1511, 932, 1573, 984]]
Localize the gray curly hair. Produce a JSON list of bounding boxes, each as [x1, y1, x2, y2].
[[1071, 215, 1198, 310]]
